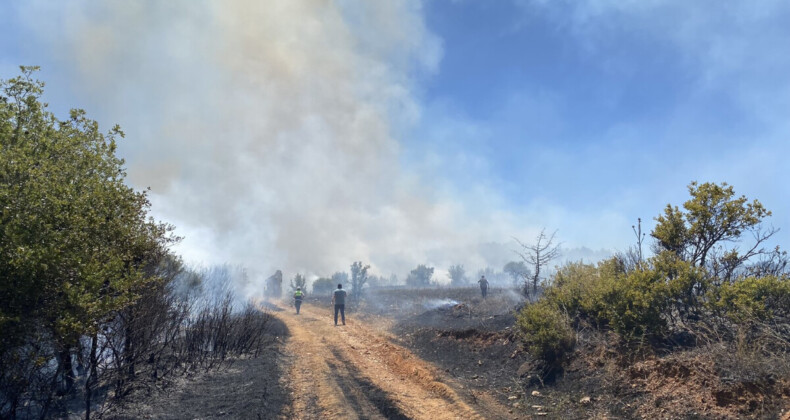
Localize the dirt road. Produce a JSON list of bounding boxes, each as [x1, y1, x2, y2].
[[274, 301, 517, 420]]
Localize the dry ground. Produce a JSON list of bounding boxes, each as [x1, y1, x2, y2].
[[107, 290, 525, 420], [275, 300, 521, 419]]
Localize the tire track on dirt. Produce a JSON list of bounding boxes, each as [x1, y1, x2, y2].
[[271, 301, 488, 419]]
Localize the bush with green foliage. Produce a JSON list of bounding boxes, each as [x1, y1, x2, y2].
[[519, 257, 702, 362], [538, 258, 671, 338], [0, 67, 177, 418], [517, 182, 788, 366], [516, 300, 576, 364], [709, 275, 790, 321], [652, 181, 774, 275], [0, 65, 173, 355]]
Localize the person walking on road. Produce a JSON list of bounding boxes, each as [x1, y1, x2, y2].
[[293, 287, 304, 314], [332, 284, 347, 326], [478, 275, 489, 299]]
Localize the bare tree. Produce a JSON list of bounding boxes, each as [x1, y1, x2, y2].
[[632, 217, 646, 265], [745, 246, 789, 278], [515, 229, 561, 296], [707, 225, 782, 283], [614, 218, 647, 273]]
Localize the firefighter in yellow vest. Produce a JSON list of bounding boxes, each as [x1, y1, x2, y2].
[[294, 287, 304, 314]]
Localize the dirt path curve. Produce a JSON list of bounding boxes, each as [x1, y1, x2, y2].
[[272, 301, 509, 420]]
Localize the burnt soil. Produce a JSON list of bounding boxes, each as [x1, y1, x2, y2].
[[358, 286, 790, 419], [105, 286, 790, 419], [105, 315, 290, 420]]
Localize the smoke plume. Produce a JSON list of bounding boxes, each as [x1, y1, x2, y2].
[[18, 0, 546, 282]]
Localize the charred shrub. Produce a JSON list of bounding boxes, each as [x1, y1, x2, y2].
[[178, 295, 271, 372], [0, 260, 275, 419]]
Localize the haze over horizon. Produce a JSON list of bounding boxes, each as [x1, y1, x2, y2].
[[2, 0, 788, 282]]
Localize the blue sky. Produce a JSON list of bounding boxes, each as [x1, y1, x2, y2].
[[408, 0, 789, 244], [2, 1, 789, 278]]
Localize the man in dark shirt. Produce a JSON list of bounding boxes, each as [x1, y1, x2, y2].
[[332, 284, 347, 326], [478, 275, 489, 299]]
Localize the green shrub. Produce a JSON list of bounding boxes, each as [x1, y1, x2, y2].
[[516, 300, 576, 364], [546, 259, 670, 338], [519, 254, 787, 364], [601, 268, 669, 337], [652, 251, 708, 313], [545, 261, 599, 317], [709, 276, 790, 321]]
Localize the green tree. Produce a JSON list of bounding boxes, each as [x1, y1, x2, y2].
[[406, 264, 434, 287], [652, 182, 775, 278], [0, 67, 174, 405], [350, 261, 370, 303]]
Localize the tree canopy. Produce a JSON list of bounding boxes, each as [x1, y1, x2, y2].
[[0, 66, 175, 353], [406, 264, 434, 287], [350, 261, 370, 302], [651, 182, 775, 278]]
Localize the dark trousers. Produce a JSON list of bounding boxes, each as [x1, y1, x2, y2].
[[295, 300, 302, 314], [481, 287, 488, 298], [334, 304, 345, 325]]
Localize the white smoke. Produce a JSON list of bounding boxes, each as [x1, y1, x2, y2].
[[423, 299, 459, 310], [15, 0, 556, 286]]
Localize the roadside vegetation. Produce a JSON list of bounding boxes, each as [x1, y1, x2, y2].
[[517, 181, 790, 417], [0, 68, 273, 419]]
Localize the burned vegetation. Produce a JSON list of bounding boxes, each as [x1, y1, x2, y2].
[[0, 69, 280, 419]]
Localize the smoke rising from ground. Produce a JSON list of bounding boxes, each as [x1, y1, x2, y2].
[[16, 1, 570, 284], [423, 299, 459, 311]]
